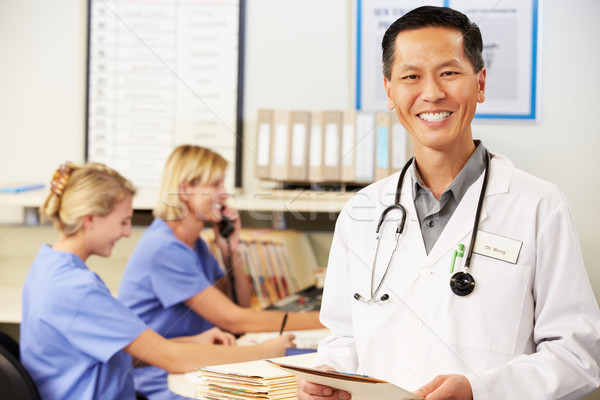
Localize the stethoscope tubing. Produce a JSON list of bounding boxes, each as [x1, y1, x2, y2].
[[356, 148, 490, 302]]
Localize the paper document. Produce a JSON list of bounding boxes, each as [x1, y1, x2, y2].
[[267, 360, 422, 400], [237, 328, 330, 349]]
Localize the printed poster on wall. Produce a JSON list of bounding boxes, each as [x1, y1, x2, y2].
[[356, 0, 540, 120]]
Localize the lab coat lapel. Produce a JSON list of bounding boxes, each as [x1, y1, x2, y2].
[[423, 153, 512, 267], [402, 168, 428, 264], [425, 172, 488, 268]]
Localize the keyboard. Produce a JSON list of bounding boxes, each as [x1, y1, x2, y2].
[[266, 285, 323, 312]]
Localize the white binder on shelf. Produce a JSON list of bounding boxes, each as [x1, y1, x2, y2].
[[255, 109, 274, 179], [287, 111, 311, 182], [375, 112, 392, 181], [341, 110, 356, 183], [269, 110, 291, 182], [308, 111, 324, 183], [390, 119, 413, 173], [322, 110, 343, 182], [354, 112, 376, 183]]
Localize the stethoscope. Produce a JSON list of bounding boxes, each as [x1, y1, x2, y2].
[[354, 149, 490, 303]]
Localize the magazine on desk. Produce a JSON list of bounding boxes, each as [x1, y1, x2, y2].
[[266, 360, 422, 400]]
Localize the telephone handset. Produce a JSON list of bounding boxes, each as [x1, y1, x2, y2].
[[217, 214, 235, 239], [217, 212, 238, 304]]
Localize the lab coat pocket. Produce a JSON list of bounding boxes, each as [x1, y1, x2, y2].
[[438, 256, 532, 356]]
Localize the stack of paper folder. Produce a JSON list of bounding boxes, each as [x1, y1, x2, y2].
[[197, 359, 298, 400]]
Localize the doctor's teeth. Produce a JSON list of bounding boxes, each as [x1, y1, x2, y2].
[[419, 112, 451, 122]]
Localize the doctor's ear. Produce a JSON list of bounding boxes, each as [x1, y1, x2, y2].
[[477, 68, 487, 103], [384, 77, 395, 110]]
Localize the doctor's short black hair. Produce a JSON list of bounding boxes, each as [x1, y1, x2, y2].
[[381, 5, 485, 80]]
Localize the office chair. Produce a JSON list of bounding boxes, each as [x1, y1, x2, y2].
[[0, 333, 41, 400], [0, 331, 19, 360]]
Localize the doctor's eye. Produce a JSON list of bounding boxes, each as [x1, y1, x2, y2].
[[402, 74, 420, 81]]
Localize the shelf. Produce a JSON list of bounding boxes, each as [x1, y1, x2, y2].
[[0, 188, 355, 215], [231, 190, 354, 213]]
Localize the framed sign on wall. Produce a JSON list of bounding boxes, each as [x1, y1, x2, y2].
[[356, 0, 540, 120]]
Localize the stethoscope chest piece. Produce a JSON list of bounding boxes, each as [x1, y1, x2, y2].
[[450, 271, 476, 296]]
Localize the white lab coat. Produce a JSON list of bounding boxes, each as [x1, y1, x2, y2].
[[315, 153, 600, 399]]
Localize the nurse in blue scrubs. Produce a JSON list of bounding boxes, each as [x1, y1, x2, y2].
[[20, 162, 294, 400], [119, 145, 324, 400]]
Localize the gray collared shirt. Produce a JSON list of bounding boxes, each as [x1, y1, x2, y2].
[[412, 141, 487, 254]]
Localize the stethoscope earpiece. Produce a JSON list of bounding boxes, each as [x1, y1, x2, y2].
[[450, 271, 476, 296], [354, 292, 390, 303]]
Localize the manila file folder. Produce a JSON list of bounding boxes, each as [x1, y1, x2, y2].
[[267, 360, 422, 400]]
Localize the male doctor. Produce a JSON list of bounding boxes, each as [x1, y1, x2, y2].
[[297, 6, 600, 400]]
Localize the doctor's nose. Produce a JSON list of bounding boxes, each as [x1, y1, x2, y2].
[[419, 75, 446, 102]]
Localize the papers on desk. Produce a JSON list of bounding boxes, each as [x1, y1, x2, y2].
[[236, 328, 330, 350], [267, 360, 422, 400], [195, 354, 316, 400]]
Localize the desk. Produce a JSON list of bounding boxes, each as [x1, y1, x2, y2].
[[168, 352, 317, 399]]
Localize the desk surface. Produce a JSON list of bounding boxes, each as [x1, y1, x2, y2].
[[168, 352, 317, 399]]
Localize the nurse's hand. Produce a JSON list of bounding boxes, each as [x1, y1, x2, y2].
[[414, 374, 472, 400], [296, 366, 351, 400], [188, 327, 236, 346], [258, 334, 296, 358]]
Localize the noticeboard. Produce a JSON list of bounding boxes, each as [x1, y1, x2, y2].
[[86, 0, 245, 189]]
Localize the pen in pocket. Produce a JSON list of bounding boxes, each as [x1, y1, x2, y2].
[[450, 244, 465, 273]]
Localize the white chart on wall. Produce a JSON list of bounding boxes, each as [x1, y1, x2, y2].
[[87, 0, 243, 190]]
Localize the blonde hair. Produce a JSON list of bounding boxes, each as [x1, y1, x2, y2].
[[154, 145, 228, 220], [42, 162, 136, 236]]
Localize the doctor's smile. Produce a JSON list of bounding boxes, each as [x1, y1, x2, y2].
[[417, 111, 453, 123]]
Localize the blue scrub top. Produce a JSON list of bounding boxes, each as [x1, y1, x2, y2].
[[118, 218, 225, 400], [20, 244, 147, 400]]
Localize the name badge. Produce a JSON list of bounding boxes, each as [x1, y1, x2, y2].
[[473, 230, 522, 264]]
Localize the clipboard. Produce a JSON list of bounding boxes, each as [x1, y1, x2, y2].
[[266, 360, 422, 400]]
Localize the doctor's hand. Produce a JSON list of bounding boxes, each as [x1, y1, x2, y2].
[[414, 374, 472, 400], [296, 365, 351, 400]]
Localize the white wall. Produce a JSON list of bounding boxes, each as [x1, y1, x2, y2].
[[1, 0, 599, 309]]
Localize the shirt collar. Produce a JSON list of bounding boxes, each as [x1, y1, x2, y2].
[[412, 140, 487, 203]]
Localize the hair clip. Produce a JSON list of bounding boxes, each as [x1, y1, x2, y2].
[[50, 162, 75, 197]]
